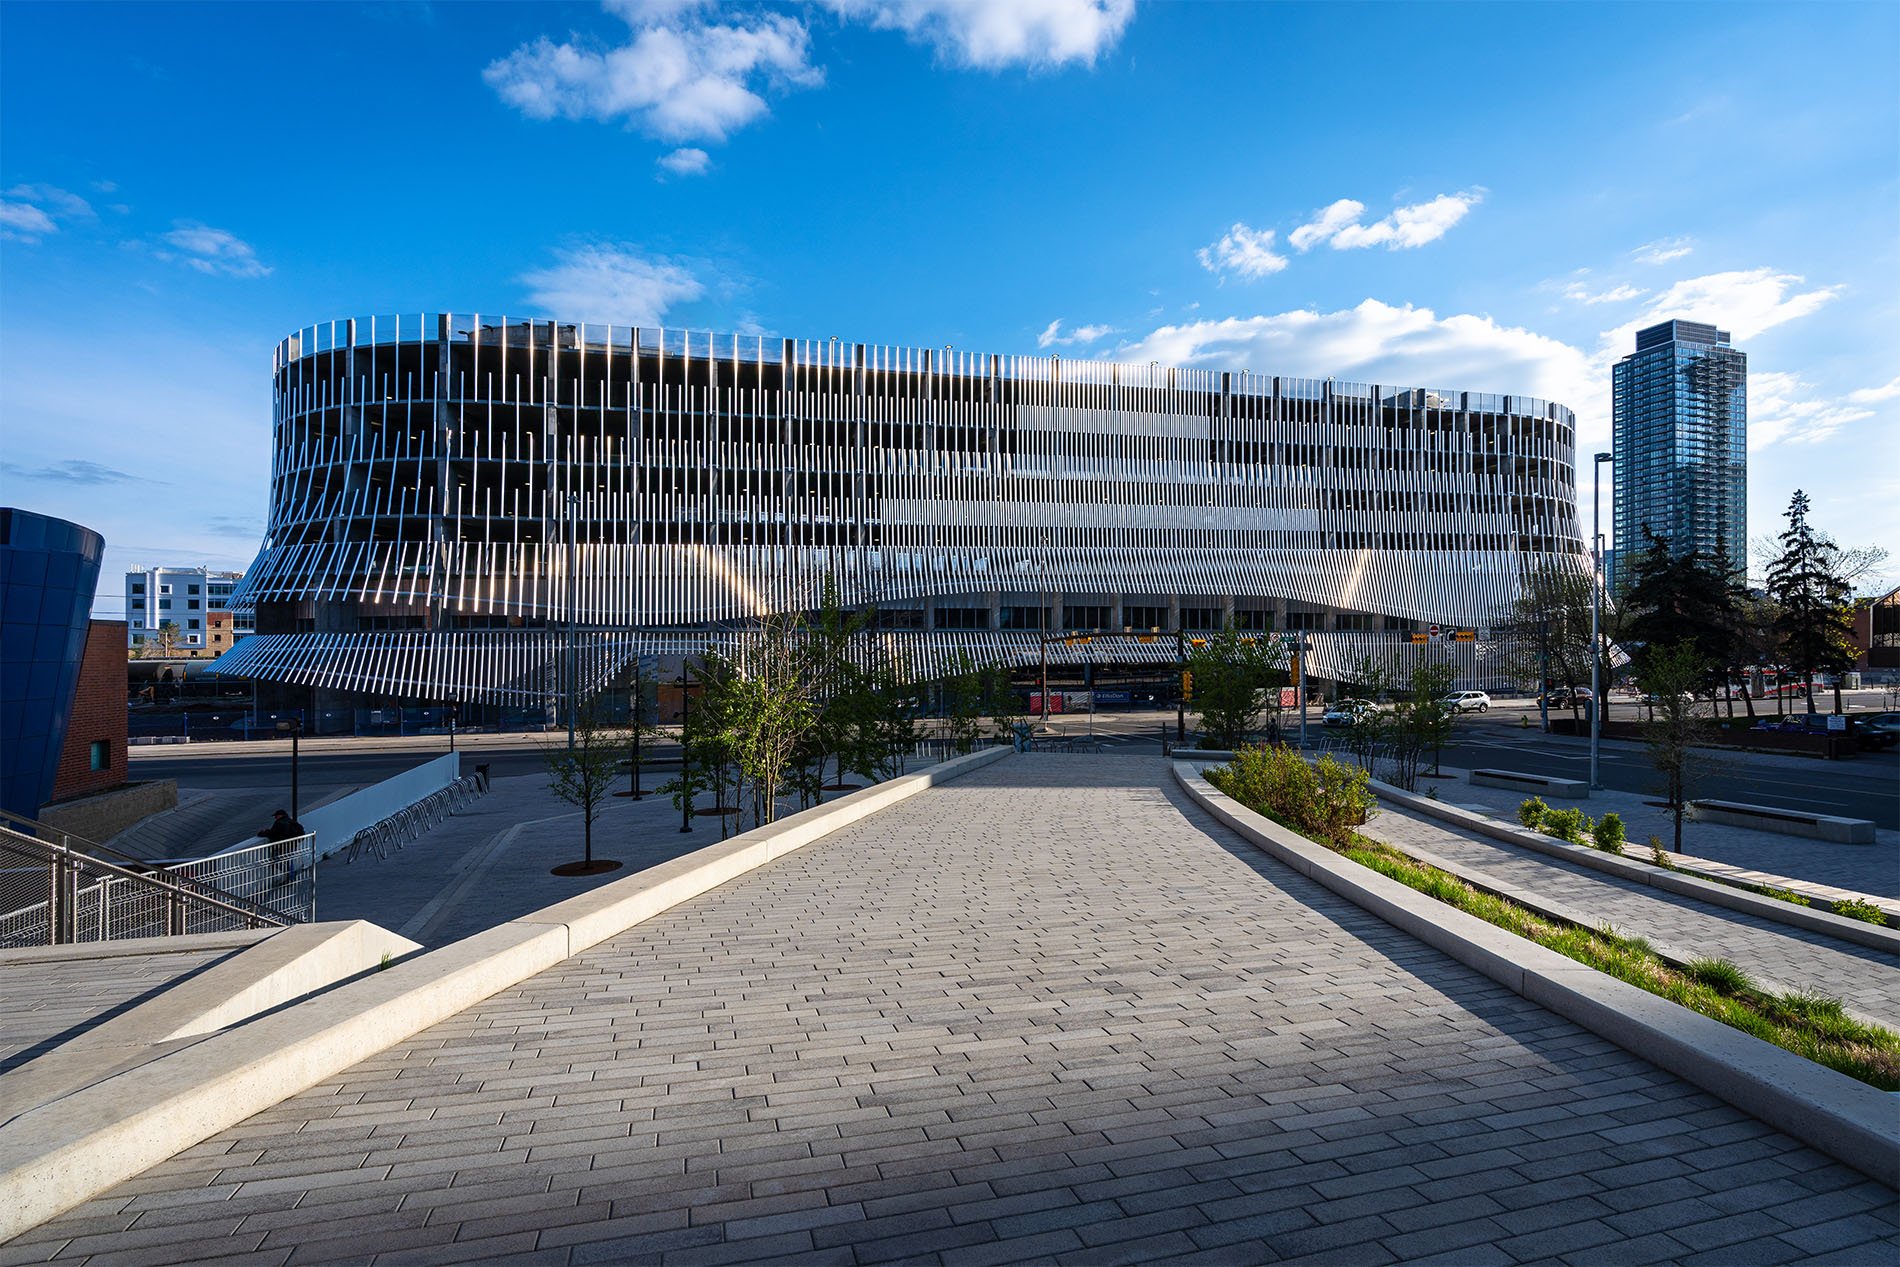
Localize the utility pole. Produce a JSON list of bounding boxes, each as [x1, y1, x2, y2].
[[1590, 452, 1611, 789]]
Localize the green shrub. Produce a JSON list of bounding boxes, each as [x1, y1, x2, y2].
[[1591, 811, 1626, 855], [1517, 797, 1548, 830], [1751, 885, 1812, 907], [1543, 806, 1588, 844], [1685, 958, 1756, 996], [1648, 836, 1673, 869], [1209, 745, 1375, 846], [1833, 897, 1890, 926]]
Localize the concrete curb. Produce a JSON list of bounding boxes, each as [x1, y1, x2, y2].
[[0, 746, 1012, 1242], [1172, 762, 1900, 1189], [1372, 776, 1900, 954], [0, 921, 421, 1127]]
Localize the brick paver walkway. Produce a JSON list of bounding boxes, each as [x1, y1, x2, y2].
[[1359, 805, 1900, 1026], [6, 756, 1895, 1265]]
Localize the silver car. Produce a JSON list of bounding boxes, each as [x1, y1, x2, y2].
[[1444, 690, 1491, 713]]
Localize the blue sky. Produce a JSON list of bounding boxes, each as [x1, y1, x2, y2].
[[2, 0, 1895, 617]]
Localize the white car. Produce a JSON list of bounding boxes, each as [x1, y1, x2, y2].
[[1444, 690, 1491, 713]]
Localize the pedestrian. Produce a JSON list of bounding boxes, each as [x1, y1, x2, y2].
[[256, 809, 306, 889]]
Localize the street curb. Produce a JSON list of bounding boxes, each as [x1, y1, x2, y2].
[[1172, 762, 1900, 1189], [1368, 776, 1900, 954], [0, 746, 1012, 1242]]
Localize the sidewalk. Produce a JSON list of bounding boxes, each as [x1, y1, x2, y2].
[[1414, 764, 1897, 902], [314, 754, 955, 947], [1358, 796, 1900, 1024]]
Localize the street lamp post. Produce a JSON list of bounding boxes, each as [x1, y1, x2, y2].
[[1590, 452, 1612, 790], [447, 700, 457, 753], [629, 661, 644, 801], [277, 716, 302, 821], [678, 668, 693, 834], [566, 491, 579, 752]]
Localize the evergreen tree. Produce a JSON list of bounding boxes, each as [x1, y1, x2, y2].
[[1620, 528, 1743, 696], [1765, 490, 1858, 714]]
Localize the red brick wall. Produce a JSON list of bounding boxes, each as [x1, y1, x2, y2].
[[50, 620, 129, 804]]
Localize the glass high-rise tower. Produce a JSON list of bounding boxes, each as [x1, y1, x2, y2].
[[1610, 319, 1747, 592]]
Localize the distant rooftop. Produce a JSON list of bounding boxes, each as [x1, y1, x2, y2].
[[1634, 319, 1731, 351]]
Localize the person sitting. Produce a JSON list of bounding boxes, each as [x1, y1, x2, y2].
[[257, 810, 306, 888]]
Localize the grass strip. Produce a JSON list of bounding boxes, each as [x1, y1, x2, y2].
[[1209, 768, 1900, 1091]]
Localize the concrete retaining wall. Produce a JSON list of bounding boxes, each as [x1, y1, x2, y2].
[[36, 781, 178, 846], [0, 746, 1011, 1242], [1172, 762, 1900, 1189]]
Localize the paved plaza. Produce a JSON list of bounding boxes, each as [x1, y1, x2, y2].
[[5, 755, 1897, 1265]]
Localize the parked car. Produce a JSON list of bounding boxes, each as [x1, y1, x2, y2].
[[1443, 690, 1491, 713], [1755, 713, 1896, 750], [1543, 686, 1594, 707], [1322, 699, 1378, 728]]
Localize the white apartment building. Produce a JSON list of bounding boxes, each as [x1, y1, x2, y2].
[[125, 566, 246, 652]]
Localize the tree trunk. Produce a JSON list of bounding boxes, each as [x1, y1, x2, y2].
[[583, 813, 593, 865], [1833, 683, 1843, 714]]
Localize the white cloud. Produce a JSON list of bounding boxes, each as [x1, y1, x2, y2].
[[520, 243, 704, 324], [1036, 318, 1117, 348], [657, 146, 712, 176], [1290, 191, 1483, 252], [1599, 267, 1840, 351], [1632, 236, 1694, 265], [0, 201, 58, 241], [1119, 298, 1603, 441], [1286, 199, 1363, 252], [1749, 370, 1874, 450], [485, 4, 820, 143], [1846, 376, 1900, 405], [156, 222, 271, 278], [1561, 281, 1646, 306], [823, 0, 1135, 69], [1196, 222, 1287, 280], [0, 183, 95, 242]]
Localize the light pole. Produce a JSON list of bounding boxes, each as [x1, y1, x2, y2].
[[678, 668, 693, 834], [566, 490, 579, 751], [1590, 451, 1612, 790], [447, 700, 457, 753], [277, 716, 302, 821], [628, 660, 644, 801]]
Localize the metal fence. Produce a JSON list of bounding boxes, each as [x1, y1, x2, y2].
[[0, 824, 303, 948], [342, 774, 487, 863]]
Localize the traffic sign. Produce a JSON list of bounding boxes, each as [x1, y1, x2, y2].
[[1428, 623, 1440, 638], [1454, 630, 1475, 642], [1409, 633, 1428, 644]]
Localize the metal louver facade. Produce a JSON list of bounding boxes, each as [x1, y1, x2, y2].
[[218, 314, 1589, 703]]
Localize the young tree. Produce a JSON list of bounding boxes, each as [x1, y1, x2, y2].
[[544, 700, 624, 875], [1492, 563, 1598, 728], [1186, 626, 1287, 749], [1636, 641, 1712, 853], [1376, 660, 1458, 790], [979, 663, 1022, 745], [942, 654, 986, 754], [1765, 490, 1859, 715], [147, 620, 184, 659], [803, 574, 875, 789], [721, 615, 816, 828]]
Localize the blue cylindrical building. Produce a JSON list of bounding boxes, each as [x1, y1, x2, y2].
[[0, 508, 105, 821]]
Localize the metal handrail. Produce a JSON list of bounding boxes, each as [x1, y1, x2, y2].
[[0, 824, 293, 944], [0, 809, 291, 927]]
